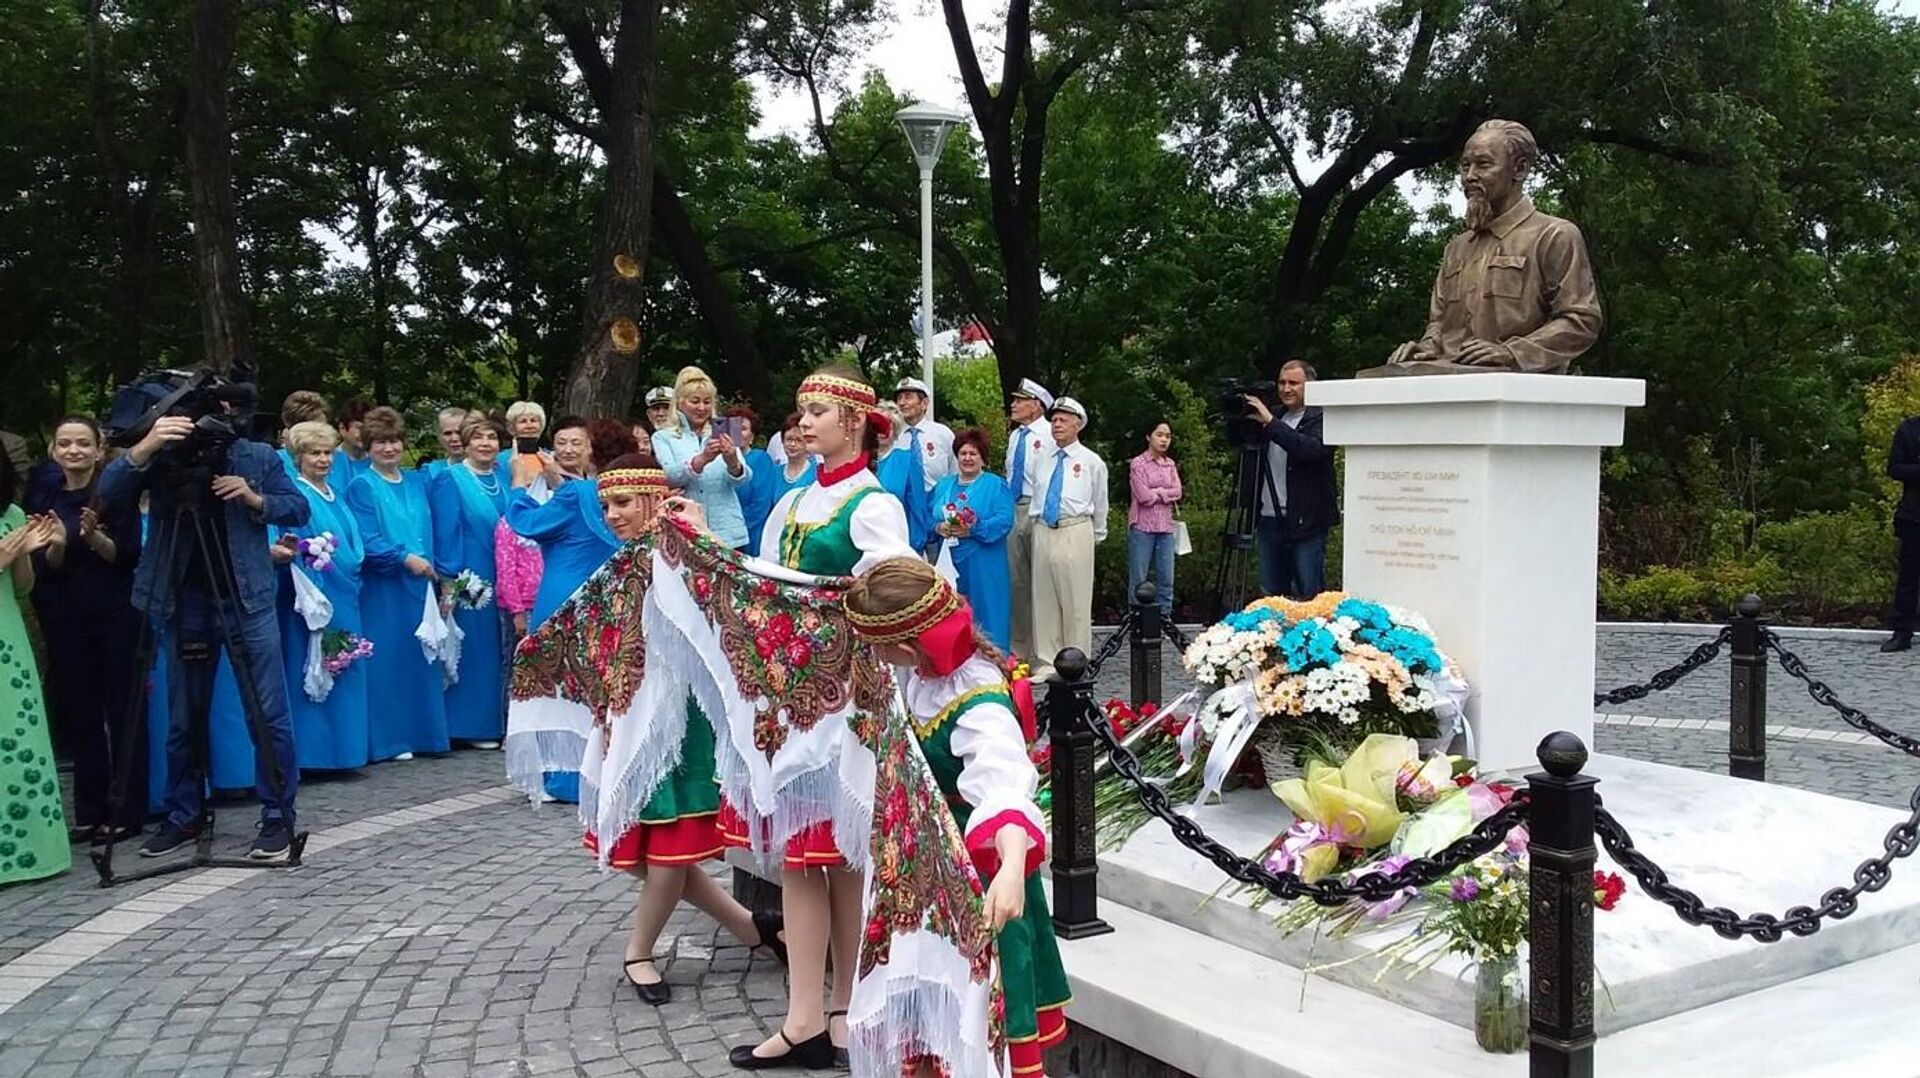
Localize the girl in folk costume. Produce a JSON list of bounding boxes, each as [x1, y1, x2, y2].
[[587, 454, 786, 1006], [845, 558, 1071, 1078], [665, 364, 919, 1069]]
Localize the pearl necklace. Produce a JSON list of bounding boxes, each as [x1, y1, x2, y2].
[[297, 475, 335, 502], [467, 463, 501, 495]]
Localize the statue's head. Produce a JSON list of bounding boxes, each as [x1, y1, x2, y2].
[[1461, 119, 1537, 232]]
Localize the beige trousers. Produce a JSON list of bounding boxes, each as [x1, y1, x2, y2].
[[1009, 503, 1037, 661], [1031, 516, 1095, 675]]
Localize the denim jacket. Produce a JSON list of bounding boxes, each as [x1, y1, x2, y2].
[[97, 439, 311, 619]]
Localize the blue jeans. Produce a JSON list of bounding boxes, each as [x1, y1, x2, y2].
[[163, 587, 300, 828], [1126, 528, 1177, 615], [1255, 518, 1327, 600]]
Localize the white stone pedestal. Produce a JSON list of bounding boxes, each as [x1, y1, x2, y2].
[[1309, 373, 1644, 772]]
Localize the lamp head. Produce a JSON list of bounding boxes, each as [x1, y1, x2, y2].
[[895, 102, 970, 171]]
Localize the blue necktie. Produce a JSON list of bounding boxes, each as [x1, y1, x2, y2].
[[1011, 432, 1029, 500], [1043, 448, 1067, 527], [908, 427, 922, 472]]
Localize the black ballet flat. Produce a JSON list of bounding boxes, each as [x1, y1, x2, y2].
[[623, 957, 671, 1007], [728, 1027, 835, 1070], [751, 909, 789, 966], [826, 1009, 850, 1070]]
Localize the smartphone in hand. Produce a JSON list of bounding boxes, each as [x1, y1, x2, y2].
[[712, 416, 743, 446], [515, 437, 541, 456]]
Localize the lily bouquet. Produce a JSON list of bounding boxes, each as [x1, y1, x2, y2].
[[444, 570, 494, 612]]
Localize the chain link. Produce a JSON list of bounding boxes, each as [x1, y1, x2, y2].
[[1762, 630, 1920, 758], [1086, 610, 1135, 680], [1595, 795, 1920, 942], [1162, 620, 1193, 652], [1592, 625, 1731, 707], [1077, 697, 1531, 904]]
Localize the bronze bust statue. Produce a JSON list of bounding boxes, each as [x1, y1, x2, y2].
[[1375, 119, 1603, 376]]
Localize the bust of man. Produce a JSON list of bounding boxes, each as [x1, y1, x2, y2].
[[1378, 119, 1602, 375]]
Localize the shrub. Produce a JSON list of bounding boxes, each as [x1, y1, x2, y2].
[[1753, 506, 1894, 616]]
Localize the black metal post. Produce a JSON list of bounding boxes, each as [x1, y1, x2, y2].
[[1729, 593, 1767, 782], [1528, 732, 1597, 1078], [1047, 647, 1113, 939], [1130, 582, 1162, 712]]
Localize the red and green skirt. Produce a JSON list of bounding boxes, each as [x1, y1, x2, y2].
[[584, 700, 724, 869]]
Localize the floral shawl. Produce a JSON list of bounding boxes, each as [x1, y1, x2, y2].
[[506, 522, 1005, 1077]]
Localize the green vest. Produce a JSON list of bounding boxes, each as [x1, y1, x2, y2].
[[916, 686, 1017, 816], [777, 486, 883, 575]]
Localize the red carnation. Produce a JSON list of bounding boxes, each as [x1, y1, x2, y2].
[[764, 613, 795, 647], [1593, 870, 1626, 911], [757, 579, 779, 598]]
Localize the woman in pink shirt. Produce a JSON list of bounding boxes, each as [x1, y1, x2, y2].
[[1127, 420, 1182, 618]]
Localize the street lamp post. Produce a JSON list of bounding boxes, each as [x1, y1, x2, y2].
[[895, 102, 970, 414]]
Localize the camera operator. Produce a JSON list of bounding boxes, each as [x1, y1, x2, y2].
[[1242, 359, 1338, 599], [97, 409, 310, 861]]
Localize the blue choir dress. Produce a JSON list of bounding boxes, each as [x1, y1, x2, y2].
[[875, 445, 931, 552], [346, 467, 452, 760], [428, 461, 509, 742], [929, 471, 1016, 651], [274, 477, 371, 770]]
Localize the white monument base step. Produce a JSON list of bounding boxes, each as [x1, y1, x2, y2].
[[1097, 753, 1920, 1034]]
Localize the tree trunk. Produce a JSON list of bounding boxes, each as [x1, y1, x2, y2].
[[557, 0, 662, 420], [181, 0, 252, 375], [651, 166, 773, 410]]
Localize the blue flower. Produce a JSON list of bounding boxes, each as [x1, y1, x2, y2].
[[1223, 607, 1286, 634], [1335, 598, 1394, 635], [1378, 626, 1442, 673], [1279, 619, 1342, 671]]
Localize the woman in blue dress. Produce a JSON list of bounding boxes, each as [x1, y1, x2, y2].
[[429, 411, 511, 747], [345, 407, 451, 762], [929, 429, 1015, 650], [873, 402, 931, 551], [275, 422, 371, 771], [765, 411, 817, 510], [504, 425, 639, 802]]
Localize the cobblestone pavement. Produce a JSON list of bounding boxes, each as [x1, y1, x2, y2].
[[0, 625, 1914, 1076]]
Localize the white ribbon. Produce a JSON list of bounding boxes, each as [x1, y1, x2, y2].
[[933, 539, 959, 584], [291, 566, 334, 703], [1194, 683, 1262, 810]]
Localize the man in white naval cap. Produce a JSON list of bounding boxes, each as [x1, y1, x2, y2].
[[1028, 395, 1108, 679], [893, 378, 956, 496], [1005, 377, 1054, 663], [644, 385, 675, 434]]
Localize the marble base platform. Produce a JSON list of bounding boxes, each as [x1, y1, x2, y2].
[[1098, 753, 1920, 1034]]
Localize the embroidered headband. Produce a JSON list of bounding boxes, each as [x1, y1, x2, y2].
[[797, 374, 890, 441], [597, 467, 668, 498], [846, 574, 966, 645]]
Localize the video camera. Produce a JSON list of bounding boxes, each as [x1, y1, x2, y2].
[[104, 367, 261, 480], [1215, 378, 1280, 447]]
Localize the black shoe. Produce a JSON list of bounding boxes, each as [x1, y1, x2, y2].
[[826, 1009, 849, 1070], [1882, 632, 1912, 654], [728, 1028, 835, 1070], [751, 910, 789, 966], [624, 958, 671, 1006], [93, 824, 141, 846], [250, 819, 291, 861], [69, 824, 101, 845], [139, 821, 195, 858]]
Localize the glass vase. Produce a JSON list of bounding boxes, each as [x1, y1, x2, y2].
[[1473, 953, 1528, 1053]]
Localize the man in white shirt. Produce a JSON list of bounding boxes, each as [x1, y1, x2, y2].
[[1028, 396, 1108, 679], [1004, 378, 1054, 663], [893, 377, 956, 492]]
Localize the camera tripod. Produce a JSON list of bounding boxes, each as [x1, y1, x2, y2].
[[91, 472, 308, 887], [1209, 442, 1285, 620]]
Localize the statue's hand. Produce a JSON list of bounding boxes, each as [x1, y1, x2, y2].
[[1387, 341, 1418, 365], [1458, 339, 1514, 367]]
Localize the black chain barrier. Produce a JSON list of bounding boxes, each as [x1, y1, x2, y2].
[[1078, 697, 1532, 905], [1763, 629, 1920, 758], [1085, 610, 1135, 680], [1594, 794, 1920, 941], [1162, 620, 1193, 653], [1592, 625, 1731, 707]]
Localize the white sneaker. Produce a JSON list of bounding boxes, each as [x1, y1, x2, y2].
[[393, 752, 415, 761], [472, 741, 501, 750]]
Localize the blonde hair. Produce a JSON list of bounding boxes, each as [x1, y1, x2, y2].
[[505, 400, 547, 432], [672, 365, 717, 435], [437, 406, 469, 429], [285, 420, 340, 457]]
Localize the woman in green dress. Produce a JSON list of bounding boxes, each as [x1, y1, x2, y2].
[[0, 453, 71, 887]]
